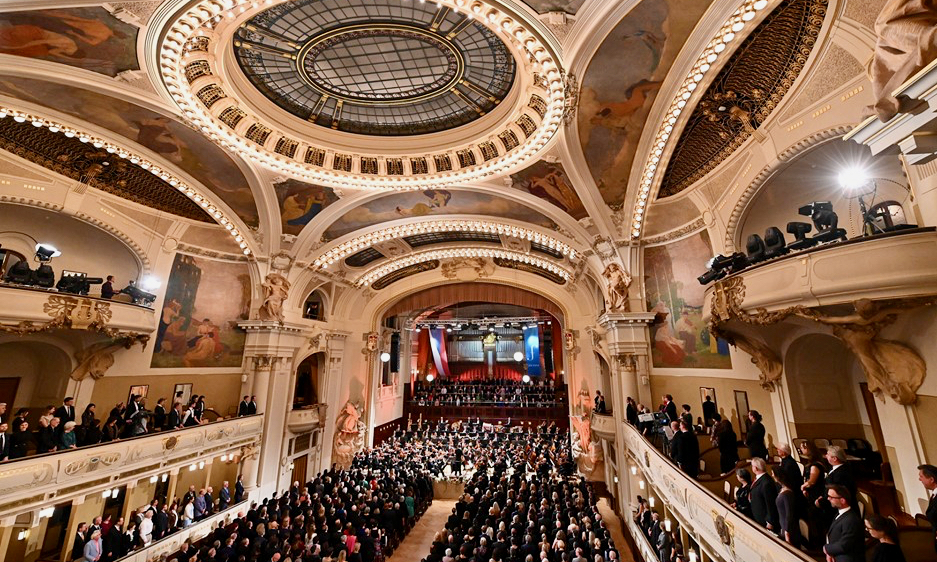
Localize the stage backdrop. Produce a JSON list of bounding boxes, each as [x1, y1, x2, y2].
[[151, 254, 251, 368], [644, 231, 732, 369]]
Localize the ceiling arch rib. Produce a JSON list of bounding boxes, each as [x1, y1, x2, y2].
[[0, 103, 257, 256]]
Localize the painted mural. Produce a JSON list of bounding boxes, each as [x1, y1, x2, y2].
[[644, 230, 732, 369], [577, 0, 714, 207], [322, 189, 560, 240], [0, 8, 139, 77], [274, 178, 340, 235], [152, 254, 251, 368], [510, 160, 588, 221], [0, 76, 259, 228]]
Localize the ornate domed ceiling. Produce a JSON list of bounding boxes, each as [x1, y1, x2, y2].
[[234, 0, 516, 136]]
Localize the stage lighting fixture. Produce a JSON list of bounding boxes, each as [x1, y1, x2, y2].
[[4, 260, 32, 284], [745, 234, 766, 263], [513, 351, 524, 362], [488, 326, 495, 332], [34, 243, 60, 262], [522, 374, 531, 383], [426, 374, 435, 382], [697, 268, 725, 285], [837, 166, 869, 191], [34, 264, 55, 288], [56, 272, 103, 295], [763, 227, 787, 258], [119, 281, 157, 305], [140, 275, 162, 292], [785, 221, 815, 251], [379, 352, 391, 363], [799, 201, 847, 243]]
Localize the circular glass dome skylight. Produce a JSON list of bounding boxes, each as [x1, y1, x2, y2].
[[234, 0, 517, 136]]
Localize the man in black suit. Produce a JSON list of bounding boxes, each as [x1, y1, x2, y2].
[[823, 484, 865, 562], [247, 395, 258, 415], [662, 395, 678, 422], [55, 397, 76, 426], [234, 474, 245, 503], [238, 396, 251, 417], [626, 397, 639, 426], [749, 457, 779, 531], [0, 422, 9, 461], [72, 522, 88, 562], [154, 505, 169, 541], [919, 464, 937, 553], [745, 410, 768, 459], [220, 480, 231, 510], [674, 420, 699, 478], [817, 446, 857, 514], [778, 444, 801, 488], [702, 395, 717, 426], [167, 402, 183, 429]]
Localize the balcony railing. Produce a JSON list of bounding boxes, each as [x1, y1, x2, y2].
[[0, 283, 156, 334], [287, 404, 328, 434], [621, 422, 813, 562], [703, 228, 937, 323], [591, 412, 616, 440], [0, 415, 263, 518]]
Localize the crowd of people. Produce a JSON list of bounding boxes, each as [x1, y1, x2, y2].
[[411, 380, 564, 408], [627, 391, 935, 562], [0, 391, 230, 462], [72, 478, 245, 562], [425, 467, 620, 562], [390, 418, 573, 479]]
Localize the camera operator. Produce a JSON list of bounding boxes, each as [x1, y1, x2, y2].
[[101, 275, 115, 299]]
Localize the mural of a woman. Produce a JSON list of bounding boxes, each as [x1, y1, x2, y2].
[[395, 189, 452, 217], [184, 318, 223, 367]]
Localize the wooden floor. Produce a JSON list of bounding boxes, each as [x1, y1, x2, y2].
[[388, 500, 457, 562], [388, 497, 638, 562]]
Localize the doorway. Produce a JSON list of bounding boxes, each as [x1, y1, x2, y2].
[[0, 377, 19, 411], [291, 454, 308, 486]]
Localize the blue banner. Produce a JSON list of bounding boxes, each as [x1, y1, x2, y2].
[[523, 325, 541, 377]]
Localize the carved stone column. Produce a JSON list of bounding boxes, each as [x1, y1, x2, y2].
[[598, 312, 655, 406]]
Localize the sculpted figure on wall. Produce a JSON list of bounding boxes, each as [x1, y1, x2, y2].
[[711, 328, 782, 391], [602, 263, 632, 312], [258, 273, 290, 323], [71, 336, 148, 381], [332, 401, 366, 468], [570, 412, 604, 477], [870, 0, 937, 121]]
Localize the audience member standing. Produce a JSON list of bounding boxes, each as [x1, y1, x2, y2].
[[772, 466, 802, 547], [745, 410, 768, 459], [55, 397, 76, 430], [732, 468, 754, 519], [702, 395, 716, 426], [37, 417, 58, 453], [626, 397, 638, 425], [662, 395, 678, 422], [0, 422, 9, 461], [83, 530, 103, 562], [674, 420, 699, 478], [247, 395, 258, 415], [72, 522, 88, 562], [823, 484, 865, 562], [238, 396, 251, 417], [100, 276, 115, 299], [234, 474, 245, 503], [10, 419, 29, 458], [866, 514, 907, 562], [919, 464, 937, 554], [777, 444, 801, 488], [749, 457, 779, 531], [219, 480, 230, 510], [711, 414, 739, 474], [153, 398, 167, 431]]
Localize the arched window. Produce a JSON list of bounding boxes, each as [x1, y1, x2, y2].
[[867, 200, 908, 231], [302, 290, 326, 320], [0, 248, 27, 279]]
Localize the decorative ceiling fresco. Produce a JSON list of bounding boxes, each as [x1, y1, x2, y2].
[[520, 0, 586, 14], [658, 0, 828, 198], [273, 178, 341, 236], [0, 8, 139, 77], [509, 160, 588, 221], [322, 189, 559, 241], [577, 0, 716, 207], [0, 76, 260, 228], [0, 116, 212, 222]]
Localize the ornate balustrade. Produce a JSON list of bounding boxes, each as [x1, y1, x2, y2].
[[621, 422, 813, 562], [116, 501, 248, 562], [0, 283, 156, 335], [703, 228, 937, 324], [0, 415, 263, 518], [591, 412, 617, 441], [287, 404, 328, 434]]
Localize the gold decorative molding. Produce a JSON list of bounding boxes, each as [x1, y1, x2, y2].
[[709, 276, 935, 403]]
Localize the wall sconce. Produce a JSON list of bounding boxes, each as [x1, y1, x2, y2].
[[649, 497, 655, 508], [189, 464, 197, 472], [198, 461, 205, 470], [613, 476, 619, 484], [631, 466, 637, 475], [17, 529, 28, 541], [149, 475, 158, 484], [665, 519, 672, 532], [102, 489, 112, 499], [161, 473, 169, 482], [39, 507, 54, 519], [111, 488, 119, 498], [220, 454, 228, 462], [689, 551, 699, 562], [639, 480, 645, 490]]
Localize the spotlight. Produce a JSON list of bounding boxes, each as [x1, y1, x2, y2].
[[34, 243, 61, 262], [786, 221, 814, 250], [120, 281, 157, 305], [799, 201, 846, 243], [763, 227, 787, 259], [837, 166, 869, 191], [425, 374, 435, 382], [4, 260, 32, 284], [56, 272, 103, 295], [380, 352, 391, 363], [488, 326, 495, 332], [745, 234, 766, 263], [513, 351, 524, 362], [140, 275, 162, 292], [522, 374, 531, 383]]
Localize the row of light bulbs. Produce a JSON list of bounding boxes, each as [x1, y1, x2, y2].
[[630, 0, 770, 239], [355, 246, 572, 286], [0, 106, 251, 255], [158, 0, 566, 190], [312, 220, 576, 270]]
